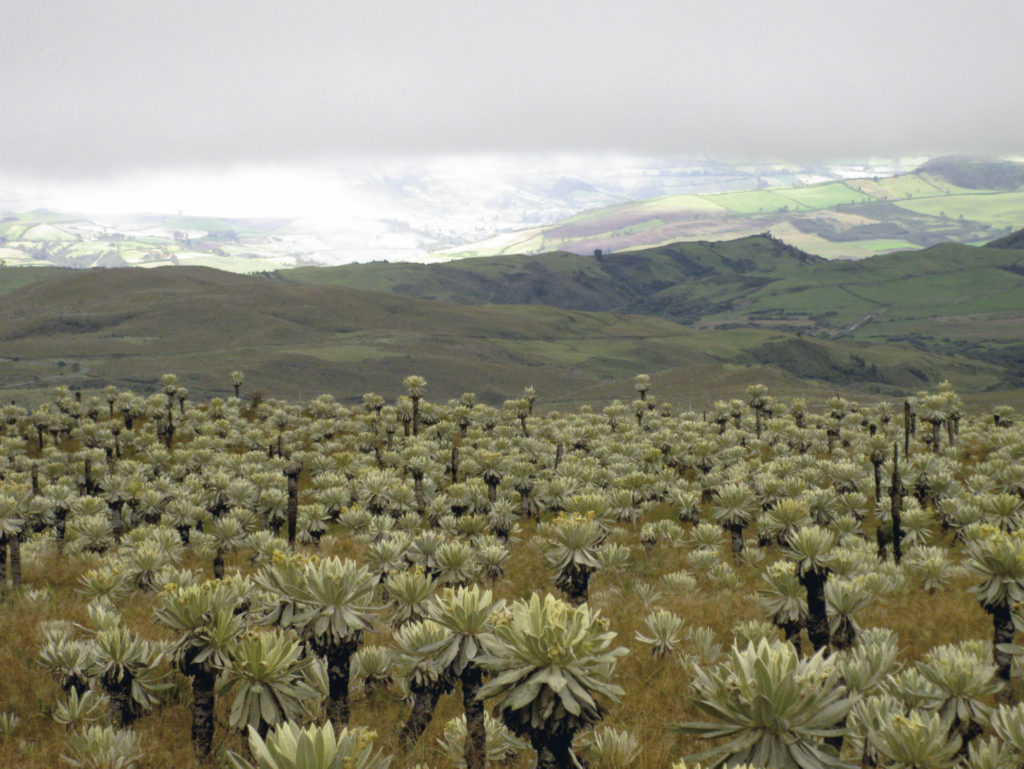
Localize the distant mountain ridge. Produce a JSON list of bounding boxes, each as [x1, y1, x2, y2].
[[920, 156, 1024, 190], [0, 156, 916, 271], [444, 157, 1024, 260], [2, 156, 1022, 271]]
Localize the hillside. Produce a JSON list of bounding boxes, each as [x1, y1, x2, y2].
[[278, 233, 1024, 393], [280, 234, 822, 317], [445, 157, 1024, 260], [279, 233, 1024, 334], [918, 156, 1024, 190], [0, 264, 69, 296], [0, 264, 1013, 408], [987, 228, 1024, 249]]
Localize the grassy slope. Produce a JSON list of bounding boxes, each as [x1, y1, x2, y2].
[[0, 264, 1011, 409], [0, 266, 70, 296], [279, 235, 1024, 337], [895, 191, 1024, 227], [282, 236, 823, 310], [987, 228, 1024, 249], [278, 233, 1024, 399], [699, 242, 1024, 325]]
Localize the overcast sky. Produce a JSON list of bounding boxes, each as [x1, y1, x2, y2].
[[2, 0, 1021, 181]]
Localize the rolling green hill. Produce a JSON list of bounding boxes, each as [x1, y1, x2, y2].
[[280, 234, 823, 315], [0, 263, 1015, 409], [445, 157, 1024, 260], [0, 264, 69, 296], [278, 233, 1024, 337], [987, 228, 1024, 250], [278, 231, 1024, 396]]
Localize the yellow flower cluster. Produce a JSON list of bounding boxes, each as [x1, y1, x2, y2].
[[552, 510, 595, 527], [355, 728, 377, 751], [765, 560, 796, 579], [491, 605, 514, 627]]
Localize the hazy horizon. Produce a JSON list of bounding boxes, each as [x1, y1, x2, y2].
[[3, 1, 1021, 263], [1, 153, 931, 219], [3, 0, 1022, 186], [0, 154, 937, 265]]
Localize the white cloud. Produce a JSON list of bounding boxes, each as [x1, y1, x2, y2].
[[2, 0, 1021, 179]]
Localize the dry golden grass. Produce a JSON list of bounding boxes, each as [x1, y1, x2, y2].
[[0, 508, 1006, 769], [0, 404, 1017, 769]]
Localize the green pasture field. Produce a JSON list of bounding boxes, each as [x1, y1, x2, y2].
[[847, 172, 975, 200], [0, 221, 33, 239], [0, 249, 49, 267], [838, 238, 924, 255], [499, 233, 545, 255], [18, 223, 79, 241], [446, 160, 1024, 260], [775, 182, 875, 209], [707, 189, 812, 214], [558, 201, 640, 226], [616, 226, 768, 253], [603, 218, 670, 238], [895, 191, 1024, 227], [636, 194, 729, 214], [762, 222, 919, 260], [556, 195, 726, 230]]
